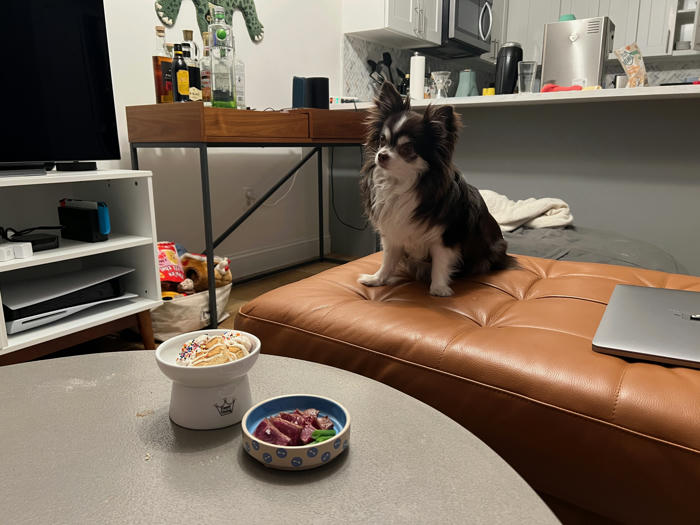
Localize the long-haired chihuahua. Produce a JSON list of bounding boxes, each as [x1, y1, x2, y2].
[[358, 82, 515, 296]]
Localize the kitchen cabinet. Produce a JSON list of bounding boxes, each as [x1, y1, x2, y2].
[[559, 0, 600, 21], [598, 0, 640, 52], [505, 0, 561, 63], [636, 0, 677, 56], [481, 0, 510, 62], [343, 0, 443, 49]]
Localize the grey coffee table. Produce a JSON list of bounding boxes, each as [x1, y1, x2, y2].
[[0, 352, 558, 524]]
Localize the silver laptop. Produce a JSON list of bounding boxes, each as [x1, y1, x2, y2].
[[593, 284, 700, 369]]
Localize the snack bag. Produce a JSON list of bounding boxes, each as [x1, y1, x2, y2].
[[157, 241, 186, 285], [614, 43, 648, 88]]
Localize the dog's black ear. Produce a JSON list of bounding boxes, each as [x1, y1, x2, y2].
[[374, 81, 408, 116], [423, 104, 462, 156], [365, 82, 409, 149]]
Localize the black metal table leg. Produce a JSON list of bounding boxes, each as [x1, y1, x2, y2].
[[130, 145, 139, 170], [198, 144, 218, 329], [317, 147, 324, 260], [212, 146, 320, 250]]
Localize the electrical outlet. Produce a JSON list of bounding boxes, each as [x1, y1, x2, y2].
[[243, 186, 256, 207]]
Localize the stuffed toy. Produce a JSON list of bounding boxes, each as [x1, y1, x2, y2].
[[177, 253, 232, 294]]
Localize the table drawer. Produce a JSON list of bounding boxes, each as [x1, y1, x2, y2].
[[306, 109, 368, 141], [204, 109, 309, 142]]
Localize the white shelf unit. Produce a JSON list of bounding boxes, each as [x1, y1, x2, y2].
[[0, 170, 161, 356]]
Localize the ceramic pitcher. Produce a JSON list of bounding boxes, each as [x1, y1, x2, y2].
[[455, 69, 479, 97]]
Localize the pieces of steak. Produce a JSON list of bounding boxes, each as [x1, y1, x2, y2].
[[270, 417, 303, 446], [300, 424, 316, 444], [279, 411, 306, 426], [316, 416, 334, 430], [302, 408, 320, 418], [253, 418, 292, 446], [296, 408, 320, 429]]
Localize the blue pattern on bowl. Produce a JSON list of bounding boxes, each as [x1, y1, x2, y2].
[[291, 457, 303, 467], [276, 448, 287, 458], [307, 447, 318, 457]]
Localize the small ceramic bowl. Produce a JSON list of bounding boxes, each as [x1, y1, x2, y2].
[[155, 329, 261, 430], [241, 394, 351, 470]]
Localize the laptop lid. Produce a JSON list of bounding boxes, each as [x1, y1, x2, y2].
[[592, 284, 700, 369]]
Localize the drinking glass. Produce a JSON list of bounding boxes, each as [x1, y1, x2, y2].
[[517, 61, 537, 94]]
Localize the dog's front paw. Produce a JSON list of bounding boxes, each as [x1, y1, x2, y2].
[[430, 283, 454, 297], [358, 273, 386, 287]]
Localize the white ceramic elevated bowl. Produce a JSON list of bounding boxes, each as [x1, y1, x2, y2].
[[155, 329, 261, 430], [241, 394, 351, 470]]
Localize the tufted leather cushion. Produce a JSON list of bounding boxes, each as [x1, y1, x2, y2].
[[236, 253, 700, 524]]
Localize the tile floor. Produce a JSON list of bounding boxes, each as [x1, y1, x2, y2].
[[38, 259, 342, 360]]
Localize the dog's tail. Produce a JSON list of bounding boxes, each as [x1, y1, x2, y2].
[[500, 254, 522, 271], [491, 240, 522, 272]]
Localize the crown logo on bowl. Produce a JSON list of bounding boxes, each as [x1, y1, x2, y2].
[[214, 398, 235, 416]]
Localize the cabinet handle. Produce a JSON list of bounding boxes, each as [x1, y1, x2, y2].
[[666, 29, 671, 55], [484, 2, 493, 40], [478, 2, 487, 41]]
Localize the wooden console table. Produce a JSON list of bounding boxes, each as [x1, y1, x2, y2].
[[126, 103, 367, 327]]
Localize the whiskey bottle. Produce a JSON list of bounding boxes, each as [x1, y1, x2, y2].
[[172, 43, 190, 102], [151, 26, 172, 103]]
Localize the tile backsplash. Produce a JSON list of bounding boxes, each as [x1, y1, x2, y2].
[[603, 57, 700, 88], [343, 35, 495, 101]]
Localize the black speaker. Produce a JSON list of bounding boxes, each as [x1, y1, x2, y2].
[[292, 76, 329, 109]]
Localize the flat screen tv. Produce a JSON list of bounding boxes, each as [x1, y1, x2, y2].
[[1, 0, 120, 173]]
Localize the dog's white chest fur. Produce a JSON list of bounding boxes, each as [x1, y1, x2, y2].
[[370, 167, 441, 261]]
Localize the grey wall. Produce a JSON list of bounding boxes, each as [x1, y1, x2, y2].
[[329, 97, 700, 276], [329, 146, 377, 257], [454, 98, 700, 275]]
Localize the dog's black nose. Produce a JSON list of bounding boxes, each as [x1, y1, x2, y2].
[[377, 151, 389, 163]]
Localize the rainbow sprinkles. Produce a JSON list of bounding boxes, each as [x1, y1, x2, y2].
[[176, 331, 253, 367]]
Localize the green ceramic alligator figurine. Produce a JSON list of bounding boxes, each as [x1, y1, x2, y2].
[[155, 0, 264, 42]]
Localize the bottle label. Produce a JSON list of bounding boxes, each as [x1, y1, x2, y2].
[[176, 70, 189, 95]]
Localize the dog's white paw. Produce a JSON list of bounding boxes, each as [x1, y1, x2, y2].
[[430, 283, 454, 297], [358, 273, 386, 287]]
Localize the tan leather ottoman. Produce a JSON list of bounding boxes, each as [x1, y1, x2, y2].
[[235, 253, 700, 524]]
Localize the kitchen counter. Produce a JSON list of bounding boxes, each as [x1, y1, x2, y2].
[[332, 84, 700, 110]]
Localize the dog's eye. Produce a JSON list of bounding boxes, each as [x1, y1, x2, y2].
[[398, 142, 414, 157], [379, 135, 386, 146]]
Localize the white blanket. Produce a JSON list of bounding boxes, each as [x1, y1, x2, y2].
[[479, 189, 574, 232]]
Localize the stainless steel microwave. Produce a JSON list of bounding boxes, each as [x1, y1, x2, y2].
[[423, 0, 492, 59]]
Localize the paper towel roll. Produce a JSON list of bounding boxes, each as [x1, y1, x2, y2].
[[410, 52, 425, 101]]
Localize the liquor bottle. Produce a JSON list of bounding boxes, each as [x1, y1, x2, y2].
[[201, 32, 212, 104], [209, 6, 236, 108], [172, 43, 190, 102], [183, 49, 202, 101], [151, 26, 172, 103], [234, 56, 245, 109], [181, 29, 200, 61]]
